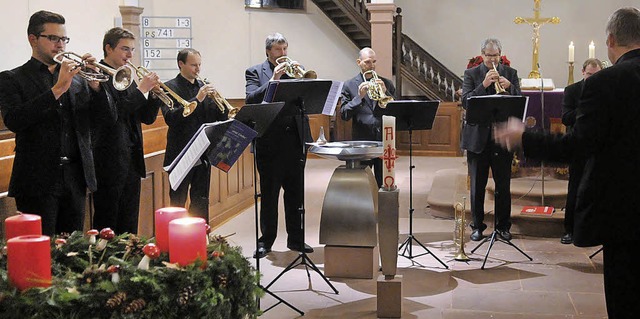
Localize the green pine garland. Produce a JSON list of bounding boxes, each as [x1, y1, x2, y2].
[[0, 231, 262, 319]]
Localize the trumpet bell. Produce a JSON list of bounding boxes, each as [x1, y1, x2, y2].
[[112, 67, 133, 91]]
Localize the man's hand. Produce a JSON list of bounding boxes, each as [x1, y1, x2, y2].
[[493, 117, 525, 152], [358, 81, 369, 98], [271, 60, 288, 80], [81, 53, 102, 92], [483, 68, 500, 88], [196, 83, 216, 102], [138, 71, 160, 94], [52, 60, 80, 99], [498, 76, 511, 89]]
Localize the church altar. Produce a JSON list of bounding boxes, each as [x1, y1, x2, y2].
[[522, 88, 564, 132]]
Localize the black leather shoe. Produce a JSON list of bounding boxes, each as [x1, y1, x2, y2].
[[470, 229, 484, 241], [253, 244, 271, 259], [287, 243, 314, 253], [498, 229, 512, 241], [561, 233, 573, 244]]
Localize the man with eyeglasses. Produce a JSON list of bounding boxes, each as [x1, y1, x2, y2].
[[461, 38, 521, 242], [0, 10, 115, 235], [90, 27, 162, 235]]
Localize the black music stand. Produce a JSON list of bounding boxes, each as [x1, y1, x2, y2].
[[235, 102, 303, 316], [262, 79, 340, 294], [589, 247, 603, 259], [465, 95, 533, 269], [376, 100, 448, 269]]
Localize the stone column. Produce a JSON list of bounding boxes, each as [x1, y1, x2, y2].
[[119, 5, 144, 66], [366, 0, 396, 80]]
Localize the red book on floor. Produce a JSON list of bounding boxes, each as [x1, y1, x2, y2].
[[521, 206, 555, 216]]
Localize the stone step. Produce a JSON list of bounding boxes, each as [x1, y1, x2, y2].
[[427, 168, 568, 238]]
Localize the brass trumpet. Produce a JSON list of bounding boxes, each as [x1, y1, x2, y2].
[[453, 199, 470, 261], [491, 62, 508, 94], [362, 70, 394, 108], [54, 51, 133, 90], [126, 61, 197, 117], [275, 56, 317, 79], [196, 76, 238, 118]]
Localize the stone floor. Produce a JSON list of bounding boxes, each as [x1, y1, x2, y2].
[[214, 156, 607, 319]]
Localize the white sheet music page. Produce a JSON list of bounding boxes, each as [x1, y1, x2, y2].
[[168, 128, 212, 190], [322, 80, 343, 116]]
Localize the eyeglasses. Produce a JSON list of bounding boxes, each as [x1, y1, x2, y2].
[[119, 46, 135, 54], [483, 53, 501, 58], [37, 34, 70, 44]]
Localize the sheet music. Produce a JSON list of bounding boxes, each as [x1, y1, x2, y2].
[[322, 80, 343, 116], [168, 129, 211, 190]]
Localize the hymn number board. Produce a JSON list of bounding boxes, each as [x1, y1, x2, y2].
[[141, 16, 193, 81]]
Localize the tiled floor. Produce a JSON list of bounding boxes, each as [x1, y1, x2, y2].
[[214, 156, 607, 319]]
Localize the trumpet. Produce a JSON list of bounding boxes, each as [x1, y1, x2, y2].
[[362, 70, 394, 108], [275, 56, 317, 79], [126, 61, 197, 117], [196, 76, 238, 118], [453, 199, 470, 261], [54, 51, 133, 91], [491, 62, 508, 94]]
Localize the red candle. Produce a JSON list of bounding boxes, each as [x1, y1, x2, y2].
[[154, 207, 188, 252], [4, 213, 42, 240], [168, 217, 207, 266], [7, 235, 51, 291]]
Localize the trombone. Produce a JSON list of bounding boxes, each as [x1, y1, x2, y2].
[[491, 62, 508, 94], [126, 61, 197, 117], [275, 56, 317, 79], [362, 70, 394, 108], [54, 51, 133, 91], [196, 75, 238, 118]]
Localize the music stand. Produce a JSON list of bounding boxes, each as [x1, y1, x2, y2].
[[235, 102, 304, 316], [589, 247, 603, 259], [465, 95, 533, 269], [376, 100, 448, 268], [262, 79, 340, 294]]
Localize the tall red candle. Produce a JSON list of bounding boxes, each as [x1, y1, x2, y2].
[[7, 235, 51, 291], [154, 207, 188, 252], [168, 217, 207, 266], [4, 213, 42, 240]]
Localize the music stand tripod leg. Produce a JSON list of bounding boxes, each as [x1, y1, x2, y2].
[[397, 128, 448, 269], [251, 140, 304, 316], [589, 247, 603, 259], [265, 99, 339, 295]]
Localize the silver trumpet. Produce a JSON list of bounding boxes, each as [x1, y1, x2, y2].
[[53, 51, 132, 91]]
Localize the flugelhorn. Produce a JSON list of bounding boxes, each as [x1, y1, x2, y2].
[[275, 56, 317, 79], [362, 70, 394, 108], [196, 76, 238, 118], [126, 61, 197, 117], [491, 62, 508, 94], [54, 51, 133, 90], [453, 199, 470, 261]]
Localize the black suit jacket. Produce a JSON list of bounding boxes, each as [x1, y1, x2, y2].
[[92, 60, 161, 186], [522, 48, 640, 246], [0, 58, 115, 196], [561, 79, 584, 133], [244, 60, 311, 162], [162, 74, 228, 167], [461, 63, 521, 153], [340, 72, 396, 140]]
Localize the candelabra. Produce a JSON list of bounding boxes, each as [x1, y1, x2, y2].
[[567, 61, 575, 86]]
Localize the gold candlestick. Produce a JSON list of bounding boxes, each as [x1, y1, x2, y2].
[[567, 61, 575, 86]]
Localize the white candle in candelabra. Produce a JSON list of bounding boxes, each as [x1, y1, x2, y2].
[[382, 115, 397, 191], [589, 41, 595, 58], [568, 41, 575, 62]]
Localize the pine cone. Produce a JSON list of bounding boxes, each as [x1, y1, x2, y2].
[[125, 235, 145, 257], [178, 286, 194, 306], [122, 298, 146, 314], [106, 291, 127, 309], [217, 274, 228, 288]]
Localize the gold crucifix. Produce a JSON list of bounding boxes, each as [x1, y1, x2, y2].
[[514, 0, 560, 78]]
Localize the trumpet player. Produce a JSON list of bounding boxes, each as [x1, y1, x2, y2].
[[461, 38, 521, 242], [245, 33, 313, 258], [91, 27, 163, 235], [0, 10, 116, 235], [340, 47, 396, 188], [162, 48, 228, 222]]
